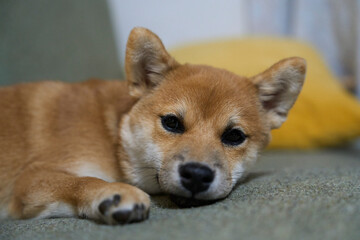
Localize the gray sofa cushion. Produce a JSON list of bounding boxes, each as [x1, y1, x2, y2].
[[0, 0, 122, 86], [1, 150, 359, 240]]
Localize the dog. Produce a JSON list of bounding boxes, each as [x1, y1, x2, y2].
[[0, 27, 306, 224]]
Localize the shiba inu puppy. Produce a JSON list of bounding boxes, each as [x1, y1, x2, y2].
[[0, 27, 306, 224]]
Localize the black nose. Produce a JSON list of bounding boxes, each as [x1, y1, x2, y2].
[[179, 163, 215, 194]]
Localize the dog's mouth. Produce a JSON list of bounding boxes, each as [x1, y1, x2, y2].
[[169, 194, 218, 208]]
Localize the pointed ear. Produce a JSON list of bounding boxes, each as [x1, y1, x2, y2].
[[125, 27, 179, 97], [251, 57, 306, 129]]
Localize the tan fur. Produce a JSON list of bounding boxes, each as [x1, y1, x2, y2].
[[0, 27, 306, 224]]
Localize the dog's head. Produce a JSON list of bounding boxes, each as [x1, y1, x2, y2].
[[119, 27, 306, 207]]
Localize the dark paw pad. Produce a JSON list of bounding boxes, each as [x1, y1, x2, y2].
[[132, 203, 149, 222], [112, 203, 149, 224], [98, 194, 121, 215], [112, 210, 132, 224]]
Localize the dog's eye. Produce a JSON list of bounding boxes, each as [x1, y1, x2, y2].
[[161, 115, 184, 133], [221, 128, 247, 146]]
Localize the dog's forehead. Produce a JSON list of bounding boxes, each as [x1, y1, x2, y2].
[[155, 65, 260, 126]]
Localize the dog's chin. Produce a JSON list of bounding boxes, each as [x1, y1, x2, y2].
[[169, 194, 218, 208]]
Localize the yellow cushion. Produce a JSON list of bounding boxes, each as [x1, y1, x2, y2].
[[170, 38, 360, 149]]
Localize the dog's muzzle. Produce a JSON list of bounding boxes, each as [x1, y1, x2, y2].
[[179, 162, 215, 194], [170, 162, 219, 208]]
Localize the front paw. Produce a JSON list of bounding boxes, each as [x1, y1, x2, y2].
[[98, 193, 149, 224], [86, 183, 150, 225]]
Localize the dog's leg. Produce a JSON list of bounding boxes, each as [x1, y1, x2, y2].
[[9, 169, 150, 224]]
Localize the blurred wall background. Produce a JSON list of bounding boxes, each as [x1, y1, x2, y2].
[[107, 0, 248, 65]]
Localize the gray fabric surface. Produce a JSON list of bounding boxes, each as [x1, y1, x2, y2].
[[1, 149, 359, 240], [0, 0, 122, 86]]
